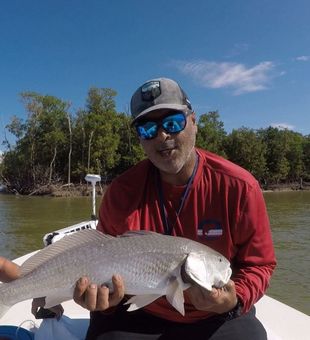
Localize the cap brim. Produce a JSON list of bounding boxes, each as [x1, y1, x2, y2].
[[132, 103, 189, 124]]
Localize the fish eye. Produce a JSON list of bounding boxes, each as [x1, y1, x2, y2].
[[219, 258, 222, 262]]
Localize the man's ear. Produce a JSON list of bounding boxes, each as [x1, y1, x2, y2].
[[191, 112, 197, 129], [190, 112, 198, 135], [190, 111, 196, 123]]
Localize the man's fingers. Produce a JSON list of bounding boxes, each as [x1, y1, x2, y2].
[[207, 288, 221, 300], [0, 257, 21, 282], [73, 275, 125, 312], [96, 286, 110, 310], [222, 280, 235, 293], [109, 274, 125, 306], [85, 284, 98, 311], [73, 277, 89, 306]]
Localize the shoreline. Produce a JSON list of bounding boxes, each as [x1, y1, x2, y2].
[[0, 183, 107, 197], [1, 182, 309, 197]]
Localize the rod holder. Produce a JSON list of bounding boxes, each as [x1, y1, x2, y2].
[[85, 174, 101, 220]]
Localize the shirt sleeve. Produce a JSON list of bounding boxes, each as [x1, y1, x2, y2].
[[232, 181, 277, 313]]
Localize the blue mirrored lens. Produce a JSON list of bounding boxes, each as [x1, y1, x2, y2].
[[136, 112, 187, 140], [137, 122, 158, 139], [162, 113, 186, 133]]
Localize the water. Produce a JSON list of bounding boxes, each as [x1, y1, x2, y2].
[[263, 191, 310, 315], [0, 195, 98, 259], [0, 191, 309, 315]]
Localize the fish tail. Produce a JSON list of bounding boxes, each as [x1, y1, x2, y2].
[[0, 303, 11, 318], [0, 284, 12, 318]]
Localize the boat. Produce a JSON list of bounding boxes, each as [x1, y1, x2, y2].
[[1, 175, 309, 339]]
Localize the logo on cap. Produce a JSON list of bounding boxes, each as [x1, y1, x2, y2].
[[141, 81, 161, 101]]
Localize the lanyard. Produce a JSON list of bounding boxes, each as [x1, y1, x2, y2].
[[157, 153, 199, 235]]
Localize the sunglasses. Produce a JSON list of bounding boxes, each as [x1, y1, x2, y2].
[[135, 111, 190, 140]]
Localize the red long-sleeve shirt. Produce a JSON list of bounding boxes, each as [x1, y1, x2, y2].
[[97, 148, 276, 323]]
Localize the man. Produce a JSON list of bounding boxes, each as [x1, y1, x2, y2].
[[74, 77, 276, 340]]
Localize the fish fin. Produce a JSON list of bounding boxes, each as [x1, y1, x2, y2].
[[45, 288, 73, 308], [119, 230, 158, 238], [166, 276, 185, 316], [184, 253, 212, 291], [21, 230, 114, 276], [124, 294, 162, 311]]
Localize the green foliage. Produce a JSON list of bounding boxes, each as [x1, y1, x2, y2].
[[196, 111, 227, 157], [72, 88, 121, 179], [225, 127, 267, 180], [1, 89, 309, 193], [285, 131, 304, 181], [2, 93, 70, 191], [302, 135, 310, 180], [112, 113, 144, 176], [259, 127, 292, 183]]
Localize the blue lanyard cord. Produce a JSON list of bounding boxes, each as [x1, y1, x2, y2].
[[157, 153, 199, 235]]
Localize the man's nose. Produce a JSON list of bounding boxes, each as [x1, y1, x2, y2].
[[155, 127, 171, 141]]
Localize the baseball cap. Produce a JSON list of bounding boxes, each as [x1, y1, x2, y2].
[[130, 77, 192, 123]]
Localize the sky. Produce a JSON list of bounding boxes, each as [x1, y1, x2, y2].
[[1, 0, 309, 151]]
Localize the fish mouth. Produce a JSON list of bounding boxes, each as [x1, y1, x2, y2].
[[226, 267, 232, 281], [217, 267, 232, 288]]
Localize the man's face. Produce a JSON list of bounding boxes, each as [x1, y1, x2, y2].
[[138, 109, 197, 176]]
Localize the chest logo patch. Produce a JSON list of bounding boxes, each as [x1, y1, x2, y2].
[[198, 219, 223, 239]]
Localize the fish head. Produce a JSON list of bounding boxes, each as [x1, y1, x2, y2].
[[183, 251, 232, 291]]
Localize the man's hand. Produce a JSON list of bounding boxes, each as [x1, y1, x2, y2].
[[185, 280, 238, 314], [73, 274, 125, 312], [0, 256, 20, 282]]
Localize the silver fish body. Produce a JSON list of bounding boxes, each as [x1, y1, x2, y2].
[[0, 230, 231, 317]]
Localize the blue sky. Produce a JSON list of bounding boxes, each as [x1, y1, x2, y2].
[[1, 0, 309, 150]]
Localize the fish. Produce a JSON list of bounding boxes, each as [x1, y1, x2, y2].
[[0, 230, 231, 317]]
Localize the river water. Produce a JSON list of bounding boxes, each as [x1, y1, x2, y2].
[[0, 191, 309, 315]]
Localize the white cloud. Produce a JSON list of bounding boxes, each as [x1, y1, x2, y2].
[[295, 56, 310, 62], [174, 60, 276, 95], [271, 123, 295, 130]]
